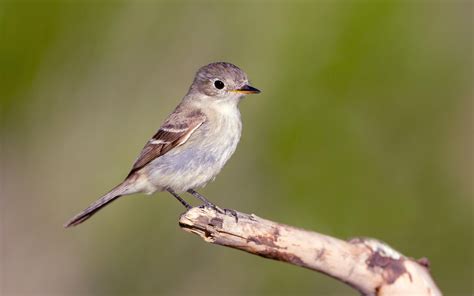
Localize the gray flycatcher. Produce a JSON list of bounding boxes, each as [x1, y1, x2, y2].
[[65, 62, 260, 227]]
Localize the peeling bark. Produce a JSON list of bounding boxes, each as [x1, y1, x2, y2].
[[179, 207, 441, 296]]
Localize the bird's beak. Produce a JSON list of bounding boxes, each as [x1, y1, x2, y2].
[[231, 84, 261, 94]]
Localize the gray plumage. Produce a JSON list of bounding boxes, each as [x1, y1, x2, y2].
[[65, 62, 260, 227]]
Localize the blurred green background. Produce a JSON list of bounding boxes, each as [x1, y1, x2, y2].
[[1, 0, 472, 295]]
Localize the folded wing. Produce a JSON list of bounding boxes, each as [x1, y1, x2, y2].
[[127, 108, 206, 177]]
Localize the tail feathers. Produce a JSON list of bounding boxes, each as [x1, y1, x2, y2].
[[64, 183, 129, 228]]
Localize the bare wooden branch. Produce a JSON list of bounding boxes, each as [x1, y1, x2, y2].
[[179, 207, 441, 296]]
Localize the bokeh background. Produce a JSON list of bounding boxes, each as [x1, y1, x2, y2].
[[1, 0, 472, 295]]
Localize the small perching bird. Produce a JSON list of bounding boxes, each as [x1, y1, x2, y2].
[[65, 62, 260, 227]]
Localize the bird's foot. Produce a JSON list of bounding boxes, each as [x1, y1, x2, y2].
[[186, 189, 236, 220], [197, 204, 238, 222], [198, 202, 225, 214], [187, 189, 224, 213], [208, 202, 225, 214], [224, 208, 239, 223]]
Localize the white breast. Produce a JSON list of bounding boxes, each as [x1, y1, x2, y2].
[[146, 102, 242, 192]]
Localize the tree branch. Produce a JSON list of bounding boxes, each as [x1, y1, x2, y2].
[[179, 207, 441, 296]]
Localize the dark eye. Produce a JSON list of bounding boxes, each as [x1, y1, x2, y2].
[[214, 80, 225, 89]]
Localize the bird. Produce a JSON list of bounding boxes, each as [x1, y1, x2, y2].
[[64, 62, 260, 227]]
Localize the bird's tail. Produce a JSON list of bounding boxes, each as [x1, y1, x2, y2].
[[64, 181, 132, 228]]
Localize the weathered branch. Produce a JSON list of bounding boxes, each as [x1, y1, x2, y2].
[[179, 207, 441, 296]]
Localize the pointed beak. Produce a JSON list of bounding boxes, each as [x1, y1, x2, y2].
[[231, 84, 261, 94]]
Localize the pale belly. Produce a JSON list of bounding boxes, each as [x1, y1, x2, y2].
[[143, 114, 242, 193]]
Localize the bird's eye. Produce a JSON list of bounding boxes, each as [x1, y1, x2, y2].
[[214, 80, 225, 90]]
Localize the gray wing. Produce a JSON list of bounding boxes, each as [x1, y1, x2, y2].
[[127, 108, 206, 177]]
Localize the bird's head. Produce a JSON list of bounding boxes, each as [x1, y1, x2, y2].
[[188, 62, 260, 103]]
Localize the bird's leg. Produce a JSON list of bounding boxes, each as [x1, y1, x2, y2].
[[167, 189, 192, 209], [187, 189, 238, 221], [187, 189, 225, 214]]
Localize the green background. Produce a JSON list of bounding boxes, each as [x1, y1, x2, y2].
[[1, 1, 472, 295]]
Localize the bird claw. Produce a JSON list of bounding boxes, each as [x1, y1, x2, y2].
[[224, 208, 239, 223], [199, 204, 238, 222], [212, 204, 226, 214], [199, 202, 225, 214]]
